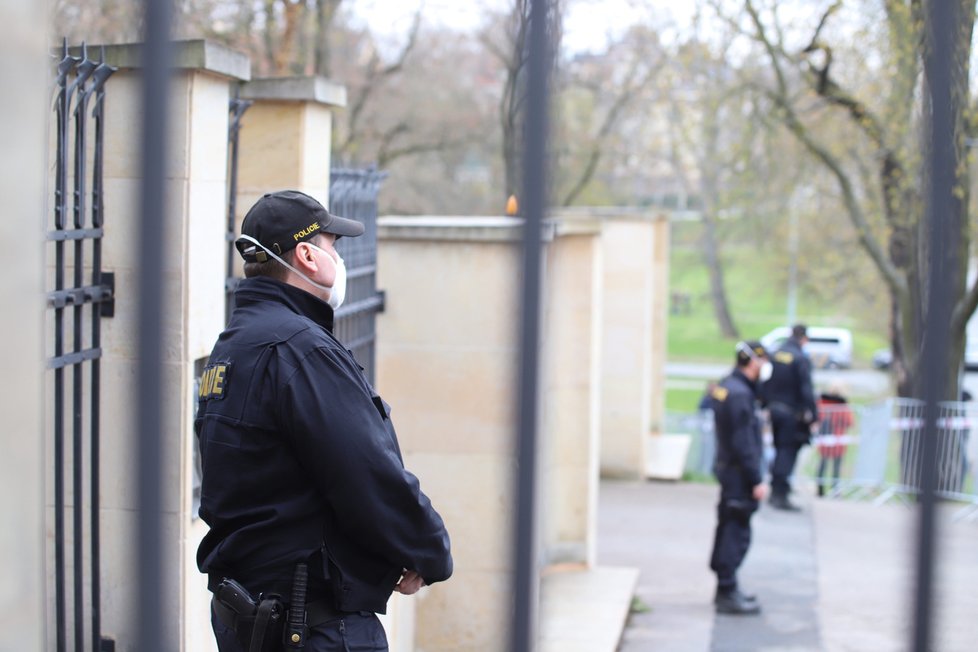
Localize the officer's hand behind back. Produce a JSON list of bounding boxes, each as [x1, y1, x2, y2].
[[752, 484, 768, 501], [394, 570, 425, 595]]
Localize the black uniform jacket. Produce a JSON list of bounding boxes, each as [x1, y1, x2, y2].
[[764, 337, 818, 422], [195, 277, 452, 614], [712, 369, 764, 488]]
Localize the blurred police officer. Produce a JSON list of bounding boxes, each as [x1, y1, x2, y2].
[[764, 323, 819, 511], [196, 190, 452, 651], [709, 341, 770, 615]]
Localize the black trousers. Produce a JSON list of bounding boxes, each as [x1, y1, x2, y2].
[[709, 468, 758, 592], [770, 408, 806, 497]]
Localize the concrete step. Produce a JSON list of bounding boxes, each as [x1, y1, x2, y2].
[[540, 563, 639, 652]]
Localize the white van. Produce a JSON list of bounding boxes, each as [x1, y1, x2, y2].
[[760, 326, 854, 369]]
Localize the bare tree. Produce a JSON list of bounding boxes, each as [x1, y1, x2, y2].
[[52, 0, 142, 43], [557, 26, 663, 206], [480, 0, 563, 202], [334, 10, 423, 163], [664, 35, 755, 339], [314, 0, 344, 76], [725, 0, 976, 399]]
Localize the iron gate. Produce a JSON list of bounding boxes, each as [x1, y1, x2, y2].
[[48, 41, 117, 652], [330, 167, 388, 385]]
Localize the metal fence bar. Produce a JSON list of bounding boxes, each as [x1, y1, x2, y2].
[[225, 92, 252, 322], [89, 46, 115, 652], [915, 2, 960, 647], [331, 167, 387, 386], [136, 1, 173, 649], [52, 39, 74, 652], [511, 0, 555, 649], [71, 45, 98, 651]]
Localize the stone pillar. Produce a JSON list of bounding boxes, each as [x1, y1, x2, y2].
[[1, 3, 49, 649], [556, 209, 669, 479], [539, 217, 603, 566], [235, 76, 346, 272], [70, 40, 249, 650], [649, 215, 670, 440], [377, 217, 557, 652]]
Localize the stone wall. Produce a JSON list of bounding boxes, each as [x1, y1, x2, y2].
[[375, 211, 667, 649]]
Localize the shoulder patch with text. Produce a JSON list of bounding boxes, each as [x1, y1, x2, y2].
[[712, 386, 729, 402], [198, 362, 230, 400], [774, 351, 794, 364]]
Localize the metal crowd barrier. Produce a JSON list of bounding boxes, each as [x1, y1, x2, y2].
[[671, 399, 978, 521]]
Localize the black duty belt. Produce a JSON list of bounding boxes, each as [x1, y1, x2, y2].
[[768, 401, 796, 414], [212, 563, 348, 650], [212, 595, 346, 631]]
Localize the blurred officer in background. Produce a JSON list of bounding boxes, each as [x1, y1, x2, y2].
[[709, 341, 770, 615], [764, 324, 819, 511]]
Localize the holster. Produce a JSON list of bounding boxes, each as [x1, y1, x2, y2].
[[723, 497, 758, 522], [213, 563, 343, 651], [213, 580, 284, 652]]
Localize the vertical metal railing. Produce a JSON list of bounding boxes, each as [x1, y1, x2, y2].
[[48, 40, 116, 652], [52, 41, 73, 652], [136, 0, 172, 649], [88, 47, 115, 652], [225, 92, 252, 322], [914, 2, 959, 650], [331, 167, 387, 386], [511, 0, 554, 650]]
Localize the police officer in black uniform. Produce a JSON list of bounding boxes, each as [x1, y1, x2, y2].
[[764, 324, 819, 511], [709, 341, 769, 615], [196, 190, 452, 652]]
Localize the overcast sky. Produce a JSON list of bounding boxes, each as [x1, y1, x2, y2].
[[350, 0, 695, 54]]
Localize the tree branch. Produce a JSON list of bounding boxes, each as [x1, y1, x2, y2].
[[561, 56, 653, 206], [339, 8, 422, 157], [766, 86, 906, 295], [743, 1, 905, 295]]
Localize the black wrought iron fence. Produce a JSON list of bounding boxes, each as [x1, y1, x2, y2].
[[331, 167, 388, 386], [224, 92, 252, 321], [48, 40, 117, 652]]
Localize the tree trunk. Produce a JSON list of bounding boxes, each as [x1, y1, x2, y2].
[[262, 0, 278, 75], [698, 110, 739, 339], [314, 0, 342, 76], [701, 213, 739, 338]]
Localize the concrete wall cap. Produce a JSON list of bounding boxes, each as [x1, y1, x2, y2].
[[378, 215, 557, 243], [555, 207, 669, 223], [239, 76, 347, 107], [552, 215, 602, 237], [65, 39, 251, 80]]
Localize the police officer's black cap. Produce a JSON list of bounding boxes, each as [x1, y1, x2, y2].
[[235, 190, 364, 262], [736, 340, 768, 365]]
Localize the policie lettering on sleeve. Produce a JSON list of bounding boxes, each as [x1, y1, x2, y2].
[[199, 363, 230, 401]]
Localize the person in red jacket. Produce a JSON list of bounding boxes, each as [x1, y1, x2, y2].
[[815, 384, 854, 497]]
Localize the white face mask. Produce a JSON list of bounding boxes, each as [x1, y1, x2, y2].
[[323, 248, 346, 310], [759, 361, 774, 382], [237, 234, 347, 310]]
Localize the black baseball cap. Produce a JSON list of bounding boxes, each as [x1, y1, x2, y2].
[[736, 340, 768, 365], [235, 190, 364, 262]]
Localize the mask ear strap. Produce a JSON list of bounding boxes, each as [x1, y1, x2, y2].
[[237, 234, 333, 294]]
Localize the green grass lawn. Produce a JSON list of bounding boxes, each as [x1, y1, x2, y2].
[[666, 386, 707, 413], [665, 223, 891, 414], [668, 232, 889, 366]]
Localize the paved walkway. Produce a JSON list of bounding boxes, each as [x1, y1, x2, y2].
[[597, 480, 978, 652]]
